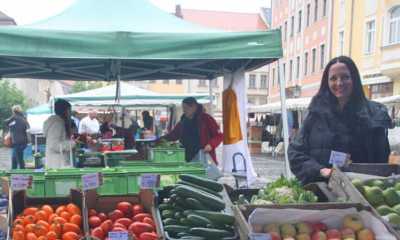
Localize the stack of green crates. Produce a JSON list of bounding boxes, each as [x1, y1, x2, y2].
[[151, 147, 185, 163], [7, 169, 46, 197]]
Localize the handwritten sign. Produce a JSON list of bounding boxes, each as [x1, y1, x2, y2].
[[140, 174, 160, 189], [82, 173, 102, 191], [329, 150, 349, 167], [11, 175, 32, 191], [108, 231, 129, 240], [249, 233, 272, 240]]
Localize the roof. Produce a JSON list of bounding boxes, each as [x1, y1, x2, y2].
[[176, 7, 268, 32], [0, 11, 16, 26]]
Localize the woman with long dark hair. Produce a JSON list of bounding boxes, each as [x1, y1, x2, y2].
[[43, 99, 76, 168], [288, 56, 392, 184]]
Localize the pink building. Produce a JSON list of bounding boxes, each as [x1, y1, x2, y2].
[[269, 0, 330, 102]]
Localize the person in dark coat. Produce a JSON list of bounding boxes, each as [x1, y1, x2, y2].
[[4, 105, 30, 169], [162, 97, 223, 164], [288, 56, 392, 185]]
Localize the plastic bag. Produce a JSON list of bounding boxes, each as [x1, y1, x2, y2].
[[191, 150, 223, 181]]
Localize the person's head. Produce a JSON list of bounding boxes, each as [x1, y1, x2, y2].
[[88, 110, 97, 120], [54, 99, 71, 118], [142, 111, 150, 118], [11, 105, 23, 115], [182, 97, 200, 119], [71, 110, 78, 117], [317, 56, 366, 106]]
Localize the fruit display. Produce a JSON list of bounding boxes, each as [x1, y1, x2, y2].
[[351, 178, 400, 228], [88, 201, 158, 240], [11, 203, 83, 240], [245, 176, 318, 205], [251, 214, 376, 240], [159, 174, 236, 239]]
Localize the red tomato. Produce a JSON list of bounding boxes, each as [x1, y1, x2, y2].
[[140, 232, 158, 240], [128, 222, 153, 235], [132, 213, 152, 222], [100, 220, 113, 233], [89, 209, 98, 217], [111, 227, 127, 232], [115, 218, 133, 228], [116, 202, 132, 216], [112, 223, 127, 230], [108, 209, 124, 222], [97, 212, 107, 222], [91, 227, 105, 240], [132, 204, 144, 216], [142, 217, 154, 227], [89, 216, 102, 228]]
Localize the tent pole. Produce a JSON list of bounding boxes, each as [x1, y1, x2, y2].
[[277, 59, 292, 178], [208, 79, 213, 117]]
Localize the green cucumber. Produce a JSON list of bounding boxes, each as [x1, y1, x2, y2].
[[179, 174, 223, 192], [183, 210, 193, 216], [185, 198, 210, 210], [189, 227, 233, 238], [159, 203, 172, 211], [179, 217, 191, 226], [191, 210, 235, 225], [187, 214, 212, 227], [161, 209, 175, 219], [176, 181, 223, 198], [180, 236, 206, 240], [175, 185, 225, 211], [163, 218, 178, 225], [174, 211, 183, 219], [164, 225, 189, 234]]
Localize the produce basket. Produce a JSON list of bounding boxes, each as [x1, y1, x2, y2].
[[150, 148, 185, 163], [5, 169, 46, 197], [341, 163, 400, 177], [233, 203, 400, 239], [76, 152, 104, 167], [84, 189, 162, 240]]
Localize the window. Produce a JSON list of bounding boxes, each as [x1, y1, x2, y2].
[[272, 68, 276, 86], [249, 74, 256, 89], [365, 20, 376, 54], [290, 16, 295, 37], [338, 31, 344, 55], [304, 52, 309, 76], [198, 80, 207, 87], [320, 44, 325, 69], [296, 56, 300, 79], [322, 0, 327, 17], [389, 6, 400, 44], [163, 80, 169, 84], [260, 75, 268, 89], [176, 79, 182, 84], [289, 59, 293, 82], [314, 0, 318, 22], [298, 10, 302, 33], [282, 63, 286, 82], [312, 48, 317, 73], [306, 3, 311, 26], [284, 21, 288, 40]]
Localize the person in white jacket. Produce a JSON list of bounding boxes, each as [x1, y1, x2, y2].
[[43, 99, 76, 168]]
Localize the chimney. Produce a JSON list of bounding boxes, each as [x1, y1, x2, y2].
[[175, 4, 183, 18]]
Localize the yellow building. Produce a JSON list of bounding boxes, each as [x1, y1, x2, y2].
[[330, 0, 400, 99]]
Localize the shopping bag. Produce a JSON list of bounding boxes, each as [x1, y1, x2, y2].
[[3, 132, 12, 148], [191, 150, 223, 181]]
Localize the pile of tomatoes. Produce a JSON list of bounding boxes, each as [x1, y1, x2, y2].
[[89, 202, 157, 240], [12, 203, 82, 240]]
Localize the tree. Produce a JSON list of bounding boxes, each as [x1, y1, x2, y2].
[[0, 80, 28, 130], [70, 81, 104, 93]]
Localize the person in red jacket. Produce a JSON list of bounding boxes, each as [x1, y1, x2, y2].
[[162, 97, 223, 164]]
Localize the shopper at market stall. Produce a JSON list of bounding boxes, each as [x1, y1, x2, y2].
[[161, 97, 223, 163], [288, 56, 392, 185], [78, 110, 100, 135], [4, 105, 30, 169], [141, 110, 154, 131], [43, 99, 76, 168]]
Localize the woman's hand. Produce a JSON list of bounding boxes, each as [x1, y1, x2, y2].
[[320, 168, 332, 178], [204, 144, 212, 152]]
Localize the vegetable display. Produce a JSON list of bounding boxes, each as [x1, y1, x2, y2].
[[159, 174, 236, 239], [155, 139, 181, 149], [244, 176, 318, 205]]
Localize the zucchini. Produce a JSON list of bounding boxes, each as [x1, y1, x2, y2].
[[159, 203, 172, 211], [180, 217, 192, 226], [191, 210, 235, 225], [183, 210, 193, 216], [176, 181, 223, 198], [175, 185, 225, 211], [189, 227, 233, 238], [179, 174, 223, 192], [185, 198, 210, 210], [161, 209, 175, 219], [163, 218, 178, 225], [180, 236, 206, 240], [164, 225, 189, 234], [174, 211, 183, 219], [187, 214, 212, 227]]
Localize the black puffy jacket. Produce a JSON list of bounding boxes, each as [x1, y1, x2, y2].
[[288, 96, 392, 185], [4, 113, 30, 146]]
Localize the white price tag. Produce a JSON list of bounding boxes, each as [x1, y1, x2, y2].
[[249, 233, 272, 240], [329, 150, 349, 167], [82, 173, 102, 191], [11, 175, 32, 191], [108, 231, 129, 240], [140, 174, 160, 189]]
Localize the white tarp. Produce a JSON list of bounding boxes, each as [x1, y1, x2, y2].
[[248, 97, 312, 113]]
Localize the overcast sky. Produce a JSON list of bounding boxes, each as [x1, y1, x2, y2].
[[0, 0, 271, 25]]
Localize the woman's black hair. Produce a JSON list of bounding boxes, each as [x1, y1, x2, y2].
[[182, 97, 198, 106], [316, 55, 367, 107], [54, 99, 72, 138]]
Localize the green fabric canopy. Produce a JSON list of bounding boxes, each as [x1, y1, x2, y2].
[[0, 0, 282, 81]]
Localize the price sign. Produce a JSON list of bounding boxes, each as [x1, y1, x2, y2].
[[140, 174, 160, 189], [108, 231, 129, 240], [249, 233, 272, 240], [329, 150, 349, 167], [82, 173, 102, 191], [11, 175, 32, 191]]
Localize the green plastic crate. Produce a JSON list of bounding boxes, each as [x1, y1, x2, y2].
[[27, 175, 45, 197], [97, 169, 128, 195], [151, 148, 185, 163]]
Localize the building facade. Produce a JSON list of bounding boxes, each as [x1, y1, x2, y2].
[[330, 0, 400, 99], [269, 0, 330, 102]]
